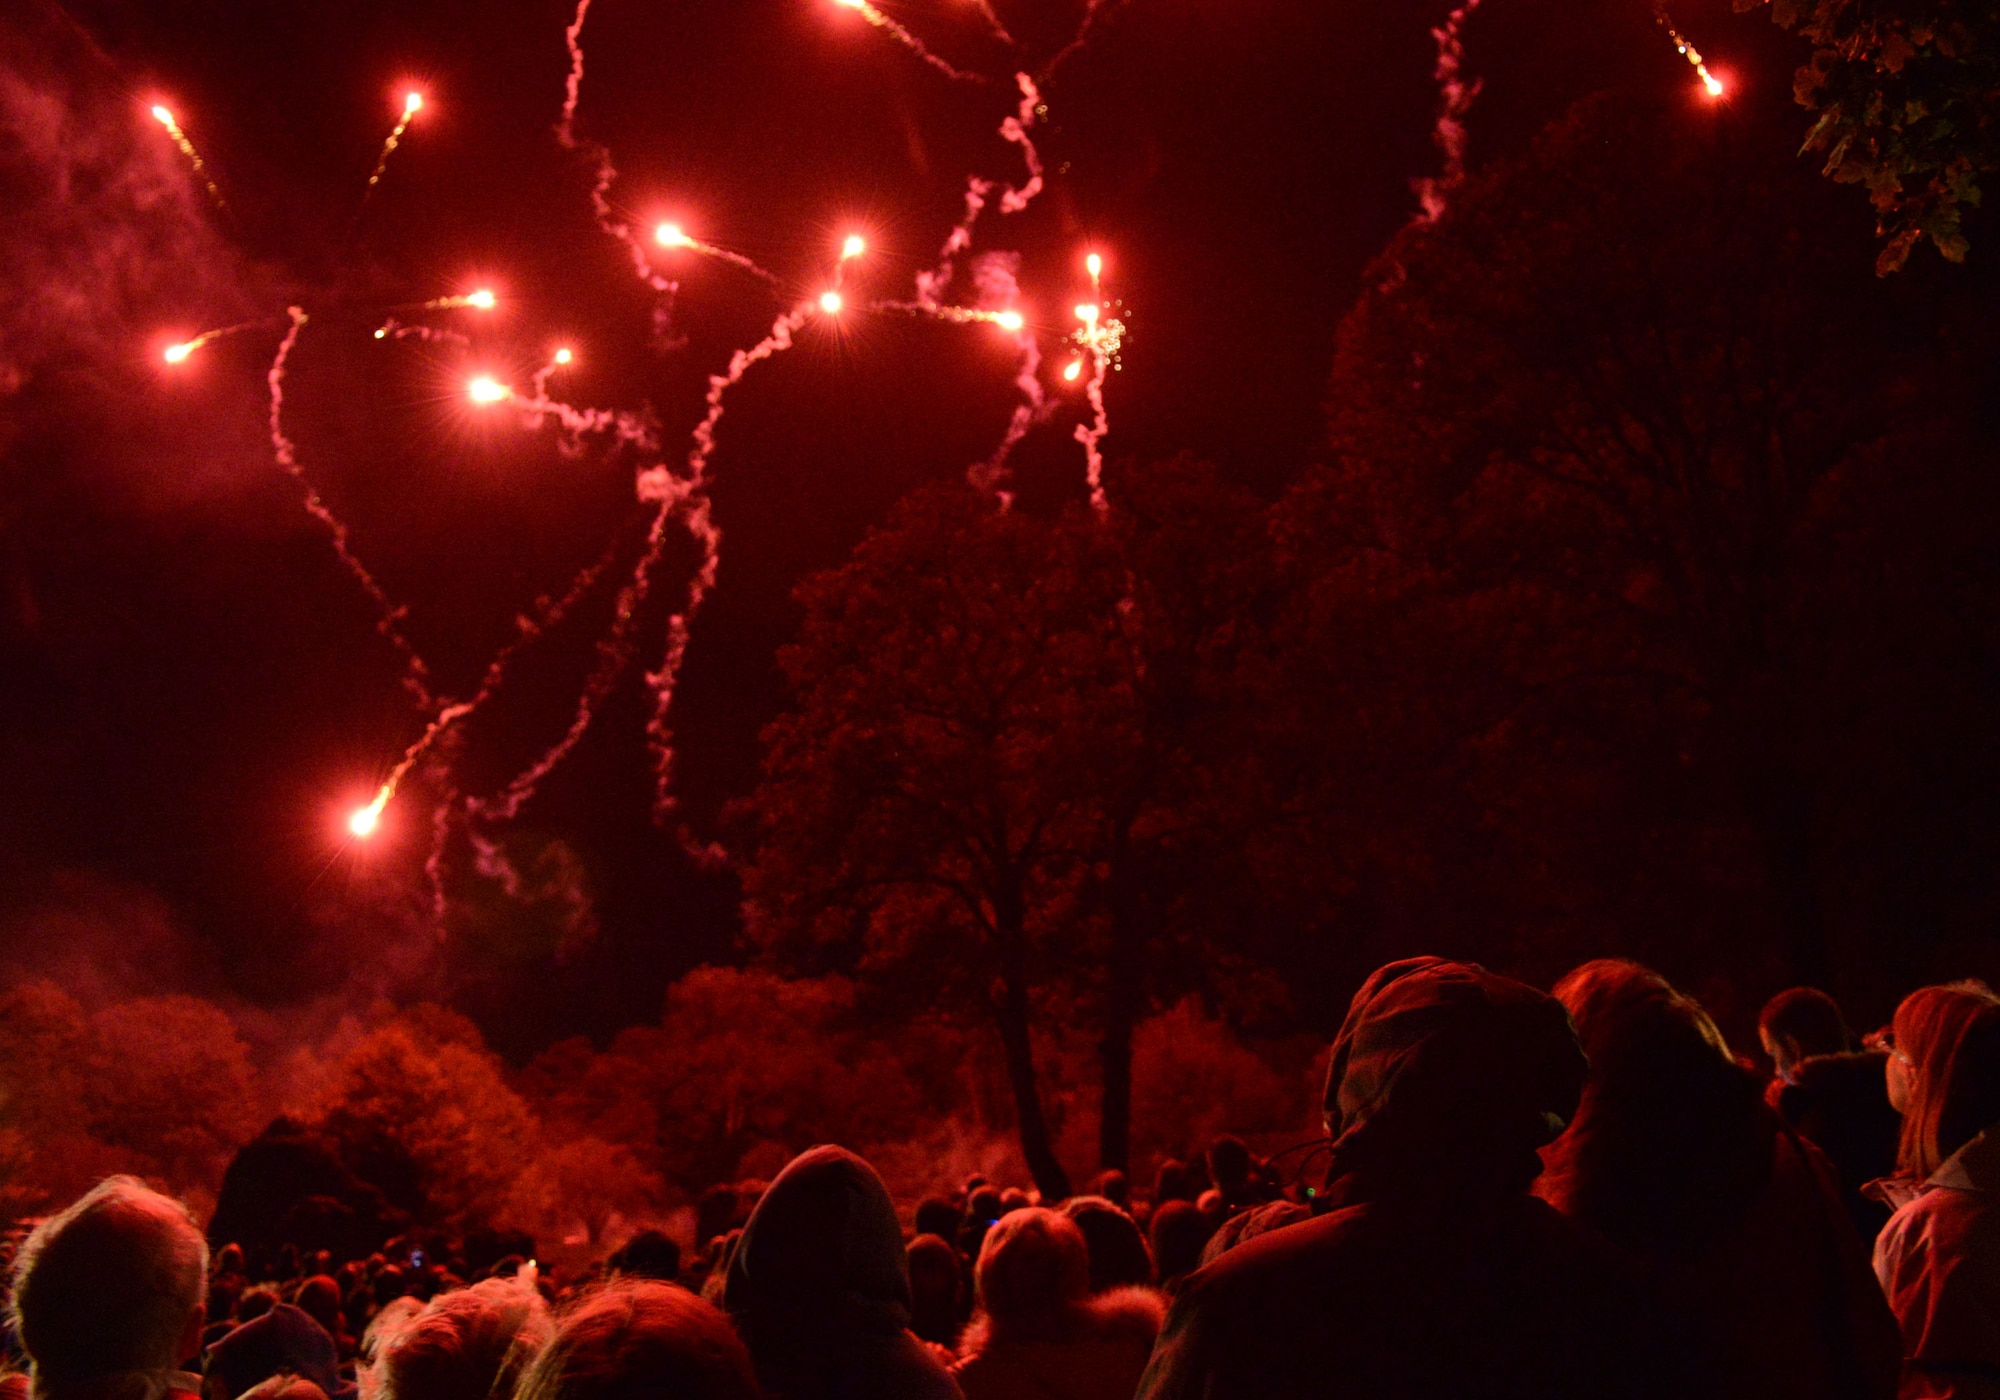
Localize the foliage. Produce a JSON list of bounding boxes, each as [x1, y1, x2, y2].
[[1737, 0, 2000, 270], [0, 980, 261, 1219]]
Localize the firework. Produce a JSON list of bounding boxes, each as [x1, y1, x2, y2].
[[149, 104, 226, 212], [360, 90, 425, 214], [269, 308, 438, 711], [161, 320, 266, 364], [1073, 253, 1116, 513], [1655, 7, 1725, 97], [558, 0, 679, 301], [654, 222, 783, 288], [831, 0, 982, 84]]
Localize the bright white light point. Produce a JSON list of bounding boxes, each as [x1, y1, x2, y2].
[[468, 376, 509, 404], [163, 342, 194, 364], [151, 105, 173, 125], [348, 799, 384, 838], [819, 290, 844, 315], [404, 91, 424, 114], [995, 311, 1025, 332], [1063, 359, 1083, 381], [835, 0, 866, 9], [841, 234, 865, 259], [1076, 303, 1100, 323], [656, 223, 690, 247], [554, 347, 573, 364], [1703, 74, 1724, 97], [468, 289, 496, 309], [1086, 252, 1103, 277]]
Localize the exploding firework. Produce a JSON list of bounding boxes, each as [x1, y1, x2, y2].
[[160, 0, 1154, 892], [149, 103, 226, 212]]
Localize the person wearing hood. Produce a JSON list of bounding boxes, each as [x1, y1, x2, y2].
[[951, 1208, 1162, 1400], [1133, 957, 1661, 1400], [1874, 988, 2000, 1399], [723, 1145, 962, 1400], [202, 1305, 350, 1400], [1536, 959, 1899, 1400]]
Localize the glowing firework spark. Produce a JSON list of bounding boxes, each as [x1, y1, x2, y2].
[[468, 375, 511, 404], [1415, 0, 1486, 222], [371, 317, 470, 345], [160, 320, 265, 364], [149, 104, 226, 212], [349, 791, 387, 838], [831, 0, 982, 84], [654, 221, 782, 286], [361, 90, 425, 211], [269, 308, 438, 711], [424, 289, 498, 310], [1656, 7, 1725, 97], [819, 290, 844, 314]]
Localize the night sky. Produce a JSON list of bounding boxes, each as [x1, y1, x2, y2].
[[1, 0, 1789, 1053]]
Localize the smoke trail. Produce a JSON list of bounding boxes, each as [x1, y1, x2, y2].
[[1414, 0, 1485, 222], [834, 0, 985, 85], [556, 0, 678, 302], [1073, 262, 1112, 514], [370, 317, 470, 346], [966, 253, 1047, 494], [965, 0, 1017, 48], [996, 74, 1043, 214], [267, 308, 437, 711], [1040, 0, 1131, 82], [645, 304, 815, 837]]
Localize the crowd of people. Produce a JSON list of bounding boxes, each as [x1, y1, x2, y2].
[[2, 956, 1997, 1398]]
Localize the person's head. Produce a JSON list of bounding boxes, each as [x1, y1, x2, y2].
[[1150, 1160, 1192, 1206], [1056, 1196, 1152, 1293], [965, 1186, 1003, 1225], [1758, 986, 1852, 1078], [369, 1273, 554, 1400], [292, 1276, 343, 1342], [1891, 982, 2000, 1177], [1541, 960, 1771, 1253], [513, 1280, 757, 1400], [722, 1144, 913, 1387], [203, 1304, 341, 1400], [972, 1208, 1089, 1342], [912, 1197, 961, 1244], [234, 1379, 326, 1400], [606, 1230, 681, 1284], [10, 1176, 208, 1391], [1086, 1170, 1129, 1209], [904, 1234, 962, 1348], [997, 1188, 1031, 1216], [1205, 1139, 1253, 1197], [1322, 958, 1586, 1201], [1146, 1200, 1211, 1293]]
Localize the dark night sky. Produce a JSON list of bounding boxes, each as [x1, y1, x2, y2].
[[0, 0, 1795, 1054]]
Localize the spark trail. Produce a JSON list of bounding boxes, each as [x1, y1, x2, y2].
[[654, 223, 782, 289], [360, 91, 425, 213], [162, 320, 266, 364], [1415, 0, 1485, 222], [1655, 7, 1725, 96], [268, 308, 438, 711], [832, 0, 984, 84], [150, 105, 226, 212]]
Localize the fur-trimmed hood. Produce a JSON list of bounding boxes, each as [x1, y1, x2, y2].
[[953, 1287, 1165, 1400]]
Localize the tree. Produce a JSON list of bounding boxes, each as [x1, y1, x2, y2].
[[1286, 82, 1982, 989], [1737, 0, 2000, 271]]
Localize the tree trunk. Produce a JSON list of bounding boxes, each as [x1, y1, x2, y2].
[[1097, 861, 1144, 1176], [990, 896, 1072, 1201]]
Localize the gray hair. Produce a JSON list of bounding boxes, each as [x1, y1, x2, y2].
[[10, 1176, 208, 1388]]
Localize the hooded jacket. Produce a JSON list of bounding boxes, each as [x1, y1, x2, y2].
[[724, 1145, 962, 1400], [1134, 957, 1664, 1400]]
